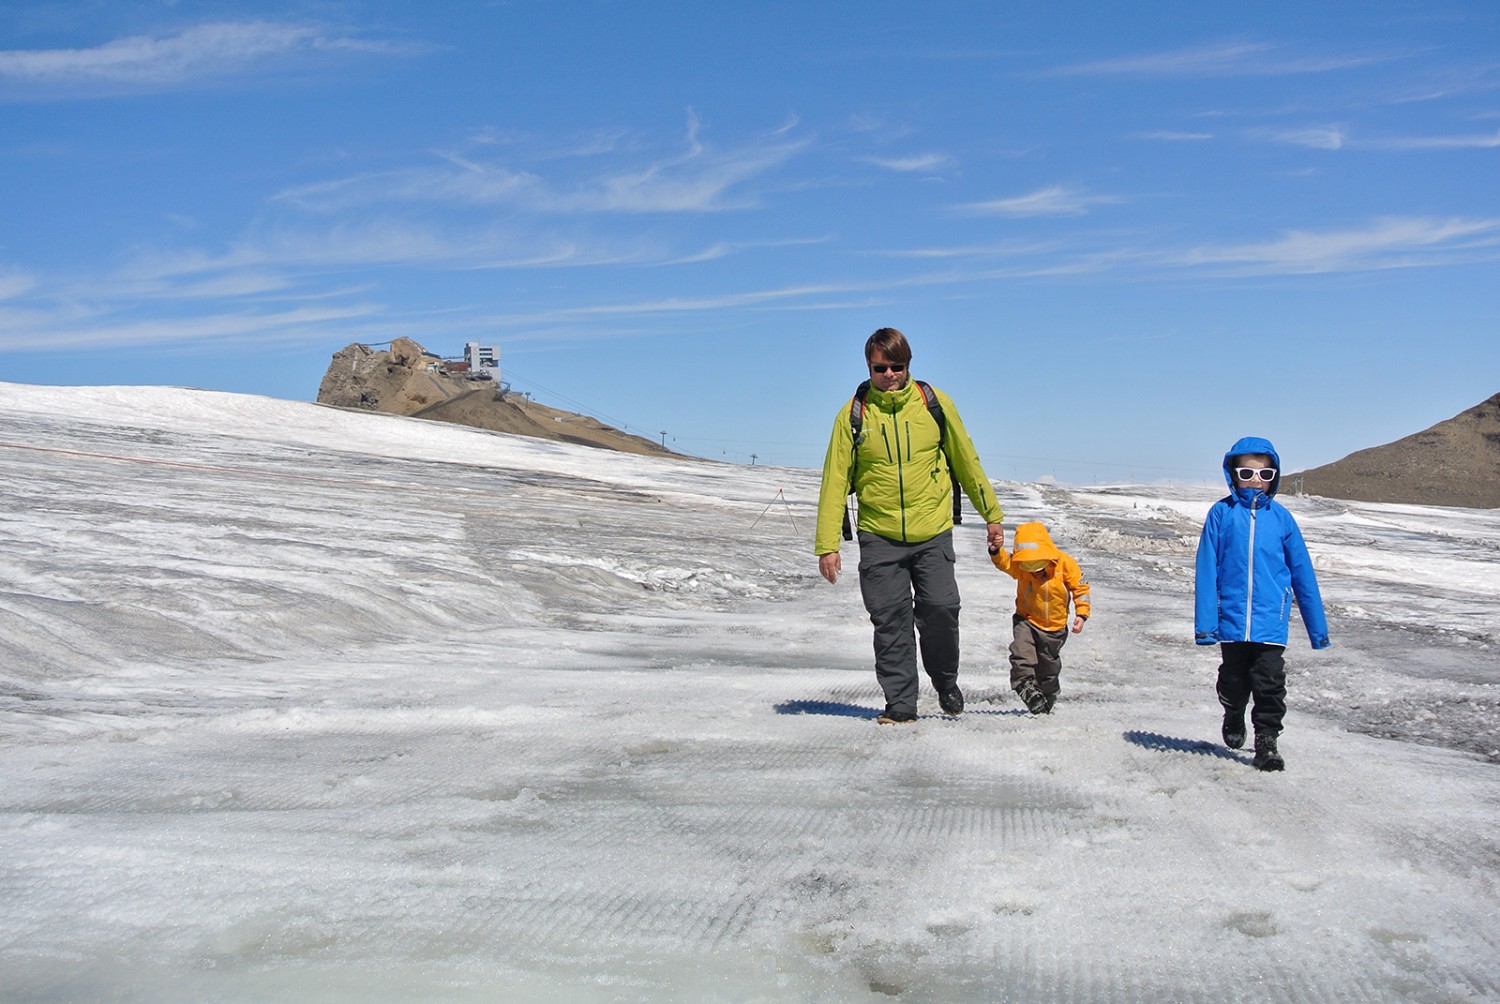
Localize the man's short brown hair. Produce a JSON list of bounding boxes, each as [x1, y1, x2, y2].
[[865, 327, 912, 365]]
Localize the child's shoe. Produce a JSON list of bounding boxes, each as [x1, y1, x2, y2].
[[1015, 680, 1050, 716], [938, 685, 964, 716], [877, 708, 917, 724], [1221, 707, 1247, 750], [1252, 733, 1284, 772]]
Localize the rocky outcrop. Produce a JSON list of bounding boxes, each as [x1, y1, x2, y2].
[[315, 340, 680, 458], [316, 340, 466, 415], [1286, 393, 1500, 508]]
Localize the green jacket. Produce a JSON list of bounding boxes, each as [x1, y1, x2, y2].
[[815, 380, 1003, 554]]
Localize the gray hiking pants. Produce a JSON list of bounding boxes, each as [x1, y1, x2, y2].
[[857, 530, 961, 717], [1009, 615, 1068, 697]]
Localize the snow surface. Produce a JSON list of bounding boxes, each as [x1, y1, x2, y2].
[[2, 381, 1498, 1003]]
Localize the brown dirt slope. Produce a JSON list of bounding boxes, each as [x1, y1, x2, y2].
[[315, 339, 680, 458], [412, 390, 676, 457], [1285, 392, 1500, 508]]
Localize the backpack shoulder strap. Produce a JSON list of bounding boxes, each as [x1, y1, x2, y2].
[[841, 381, 872, 542], [849, 380, 871, 440], [916, 380, 964, 525], [914, 380, 946, 449]]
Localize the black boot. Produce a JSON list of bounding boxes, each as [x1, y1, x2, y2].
[[1016, 680, 1050, 715], [1252, 732, 1284, 772], [938, 685, 964, 716], [1221, 707, 1247, 750]]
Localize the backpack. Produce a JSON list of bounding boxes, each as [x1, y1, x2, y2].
[[841, 379, 963, 541]]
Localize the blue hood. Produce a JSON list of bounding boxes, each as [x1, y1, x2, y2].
[[1222, 436, 1282, 501]]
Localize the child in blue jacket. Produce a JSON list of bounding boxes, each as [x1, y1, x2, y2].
[[1195, 437, 1330, 771]]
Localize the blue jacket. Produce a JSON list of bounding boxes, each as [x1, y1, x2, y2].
[[1194, 437, 1331, 649]]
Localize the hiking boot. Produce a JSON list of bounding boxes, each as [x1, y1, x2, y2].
[[877, 709, 917, 725], [1221, 707, 1247, 750], [1042, 691, 1057, 714], [1252, 733, 1284, 772], [1015, 680, 1050, 716], [938, 685, 964, 716]]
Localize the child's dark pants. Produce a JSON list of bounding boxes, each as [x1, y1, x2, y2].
[[1010, 615, 1067, 698], [1216, 641, 1287, 736]]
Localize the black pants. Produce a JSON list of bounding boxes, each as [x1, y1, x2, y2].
[[858, 530, 960, 717], [1217, 642, 1287, 736]]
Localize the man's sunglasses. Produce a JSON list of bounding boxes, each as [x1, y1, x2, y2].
[[1233, 467, 1277, 483], [871, 363, 907, 374]]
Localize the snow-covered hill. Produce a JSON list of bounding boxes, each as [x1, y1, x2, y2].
[[3, 382, 1497, 1002]]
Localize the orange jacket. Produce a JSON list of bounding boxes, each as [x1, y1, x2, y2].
[[990, 522, 1090, 632]]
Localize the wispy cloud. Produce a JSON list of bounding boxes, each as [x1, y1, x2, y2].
[[1046, 41, 1401, 78], [0, 301, 382, 352], [1258, 125, 1349, 150], [585, 139, 806, 213], [658, 236, 834, 266], [1255, 125, 1500, 151], [957, 185, 1121, 217], [273, 164, 542, 213], [116, 221, 504, 280], [1361, 127, 1500, 151], [1385, 64, 1500, 105], [844, 113, 916, 141], [464, 126, 635, 162], [111, 220, 671, 289], [519, 283, 863, 319], [1133, 130, 1216, 143], [276, 114, 809, 215], [473, 252, 1150, 331], [0, 268, 38, 301], [1175, 216, 1500, 275], [0, 20, 412, 97], [868, 239, 1068, 260], [859, 153, 950, 172]]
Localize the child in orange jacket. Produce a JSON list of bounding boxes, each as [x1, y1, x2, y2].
[[988, 522, 1090, 714]]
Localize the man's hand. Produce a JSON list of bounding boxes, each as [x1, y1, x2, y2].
[[986, 522, 1005, 551], [1072, 615, 1086, 634], [818, 552, 842, 584]]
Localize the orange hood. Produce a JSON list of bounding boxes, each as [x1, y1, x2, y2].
[[1010, 522, 1062, 563]]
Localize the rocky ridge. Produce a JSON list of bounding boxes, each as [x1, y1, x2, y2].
[[1286, 392, 1499, 508], [316, 339, 680, 458]]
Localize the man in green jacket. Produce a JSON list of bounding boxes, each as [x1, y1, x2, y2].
[[816, 327, 1005, 724]]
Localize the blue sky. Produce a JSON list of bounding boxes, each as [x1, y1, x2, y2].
[[2, 2, 1497, 483]]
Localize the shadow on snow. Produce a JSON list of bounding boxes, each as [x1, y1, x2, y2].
[[1124, 730, 1250, 764], [774, 699, 1028, 720]]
